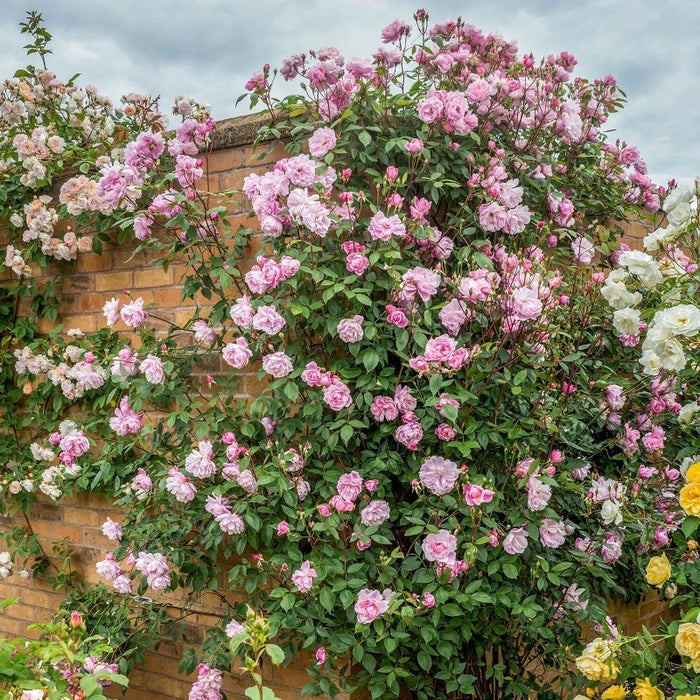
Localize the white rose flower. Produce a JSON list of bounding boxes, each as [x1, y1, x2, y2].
[[663, 184, 693, 213], [657, 338, 686, 372], [618, 250, 655, 276], [679, 402, 699, 426], [600, 500, 623, 525], [666, 200, 692, 228], [612, 308, 641, 335], [607, 268, 629, 283], [658, 304, 700, 337], [643, 225, 678, 252], [640, 349, 662, 375], [601, 281, 642, 310]]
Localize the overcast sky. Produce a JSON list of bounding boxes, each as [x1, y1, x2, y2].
[[0, 0, 697, 187]]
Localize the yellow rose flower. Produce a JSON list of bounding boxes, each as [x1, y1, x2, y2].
[[686, 461, 700, 482], [632, 678, 663, 700], [602, 685, 627, 700], [680, 482, 700, 517], [645, 554, 671, 587], [675, 622, 700, 659]]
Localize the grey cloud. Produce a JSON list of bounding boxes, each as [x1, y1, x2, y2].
[[0, 0, 697, 184]]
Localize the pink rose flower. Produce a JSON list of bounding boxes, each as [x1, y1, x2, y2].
[[276, 521, 290, 536], [330, 495, 355, 512], [503, 527, 529, 555], [262, 352, 293, 378], [120, 297, 147, 328], [539, 518, 567, 548], [463, 483, 494, 507], [370, 395, 399, 422], [139, 354, 165, 384], [355, 588, 389, 624], [337, 315, 364, 343], [308, 127, 337, 157], [337, 471, 363, 501], [404, 138, 424, 153], [419, 456, 458, 495], [422, 529, 457, 565], [346, 252, 370, 275], [386, 304, 409, 328], [291, 560, 317, 592], [222, 338, 252, 369], [526, 476, 552, 512], [323, 380, 352, 411], [253, 305, 286, 335], [360, 500, 390, 526], [395, 421, 423, 450], [435, 423, 456, 441]]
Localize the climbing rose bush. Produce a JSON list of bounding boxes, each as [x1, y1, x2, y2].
[[2, 9, 700, 700]]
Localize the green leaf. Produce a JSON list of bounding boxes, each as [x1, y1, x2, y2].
[[265, 643, 285, 665], [358, 131, 372, 147], [682, 516, 700, 539]]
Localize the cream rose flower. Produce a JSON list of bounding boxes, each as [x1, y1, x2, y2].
[[675, 622, 700, 659], [575, 638, 619, 681], [645, 554, 671, 587]]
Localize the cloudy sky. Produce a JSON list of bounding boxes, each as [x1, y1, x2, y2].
[[0, 0, 697, 186]]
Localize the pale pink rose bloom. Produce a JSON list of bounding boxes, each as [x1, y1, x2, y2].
[[404, 138, 424, 153], [435, 423, 456, 441], [96, 554, 122, 582], [230, 296, 254, 329], [511, 287, 543, 321], [101, 518, 122, 541], [571, 236, 594, 264], [193, 320, 216, 345], [276, 521, 290, 536], [370, 395, 399, 422], [526, 476, 552, 512], [422, 529, 457, 565], [315, 646, 326, 665], [337, 315, 364, 343], [439, 298, 467, 335], [185, 441, 216, 478], [323, 381, 352, 411], [330, 495, 355, 512], [103, 298, 120, 326], [360, 500, 390, 526], [222, 339, 252, 369], [346, 252, 370, 275], [419, 456, 458, 495], [395, 421, 423, 450], [139, 354, 165, 384], [109, 396, 143, 436], [59, 429, 90, 457], [291, 560, 317, 592], [503, 527, 529, 554], [253, 305, 286, 334], [539, 518, 567, 548], [424, 334, 457, 362], [262, 352, 293, 378], [165, 468, 196, 503], [355, 588, 389, 624], [225, 619, 245, 638], [393, 384, 416, 412], [368, 211, 406, 241], [132, 468, 153, 492], [113, 574, 133, 594], [120, 297, 147, 328], [337, 471, 363, 501], [308, 127, 337, 157], [402, 267, 440, 302]]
